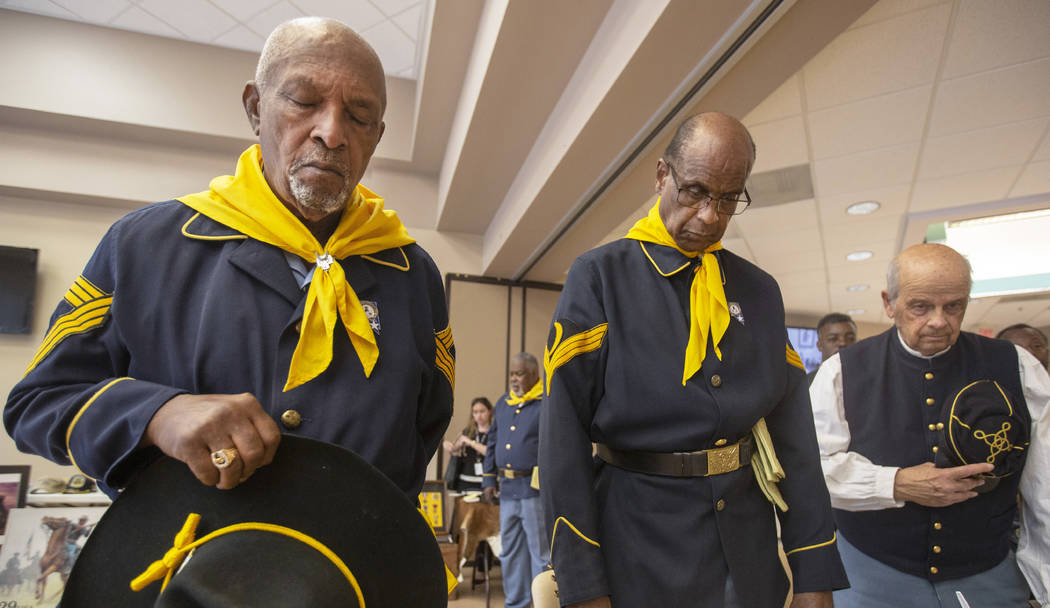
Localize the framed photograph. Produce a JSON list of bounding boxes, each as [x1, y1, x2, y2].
[[0, 465, 30, 542], [418, 480, 450, 534], [0, 506, 107, 607]]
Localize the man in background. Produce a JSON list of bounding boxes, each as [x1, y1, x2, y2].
[[998, 324, 1049, 371], [5, 18, 453, 500], [483, 353, 548, 608], [810, 243, 1049, 607], [808, 312, 858, 385]]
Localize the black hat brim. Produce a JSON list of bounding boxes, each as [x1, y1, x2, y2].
[[63, 435, 447, 607]]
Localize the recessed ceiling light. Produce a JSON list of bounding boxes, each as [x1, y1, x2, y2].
[[846, 200, 881, 215], [846, 250, 873, 262], [846, 284, 869, 292], [847, 308, 865, 315]]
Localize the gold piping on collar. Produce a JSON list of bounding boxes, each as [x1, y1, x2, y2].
[[638, 241, 691, 277], [361, 247, 410, 272], [181, 212, 248, 241]]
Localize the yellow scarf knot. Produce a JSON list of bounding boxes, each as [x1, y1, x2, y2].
[[626, 200, 730, 385], [507, 379, 543, 405], [178, 145, 415, 390]]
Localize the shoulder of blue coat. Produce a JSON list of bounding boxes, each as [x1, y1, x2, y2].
[[717, 248, 777, 289]]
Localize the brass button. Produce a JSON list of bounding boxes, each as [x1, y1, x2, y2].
[[933, 545, 941, 553], [926, 398, 935, 405], [930, 566, 939, 575], [716, 499, 726, 511], [714, 438, 728, 447], [515, 409, 521, 414], [925, 372, 934, 380], [505, 443, 512, 450], [928, 424, 937, 431], [294, 321, 302, 333], [932, 446, 939, 453], [510, 425, 517, 431], [281, 409, 302, 429], [934, 522, 942, 530], [506, 463, 512, 468], [937, 422, 944, 430], [710, 374, 723, 388]]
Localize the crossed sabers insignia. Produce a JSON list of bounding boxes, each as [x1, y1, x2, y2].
[[973, 421, 1012, 464]]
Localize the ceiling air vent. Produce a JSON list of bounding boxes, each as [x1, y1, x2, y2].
[[746, 164, 813, 208]]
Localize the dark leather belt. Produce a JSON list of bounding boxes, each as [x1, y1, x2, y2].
[[596, 436, 754, 477], [499, 468, 532, 479]]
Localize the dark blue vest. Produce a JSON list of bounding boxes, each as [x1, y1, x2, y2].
[[837, 329, 1026, 580]]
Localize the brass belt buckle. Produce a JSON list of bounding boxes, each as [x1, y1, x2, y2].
[[707, 443, 740, 476]]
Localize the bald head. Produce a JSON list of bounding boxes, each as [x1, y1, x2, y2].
[[664, 112, 756, 170], [255, 17, 386, 109], [883, 243, 972, 355]]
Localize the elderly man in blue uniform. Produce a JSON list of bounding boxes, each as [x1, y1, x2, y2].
[[483, 352, 549, 608], [539, 112, 848, 608], [5, 18, 454, 500], [810, 243, 1050, 607]]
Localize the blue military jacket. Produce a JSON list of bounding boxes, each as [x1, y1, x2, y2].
[[482, 390, 541, 500], [540, 239, 848, 607], [5, 200, 454, 497]]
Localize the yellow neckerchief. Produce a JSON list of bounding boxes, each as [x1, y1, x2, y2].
[[178, 145, 415, 390], [506, 379, 543, 405], [130, 513, 365, 604], [626, 199, 729, 385]]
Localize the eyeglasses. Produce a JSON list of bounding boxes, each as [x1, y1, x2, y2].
[[665, 160, 751, 216]]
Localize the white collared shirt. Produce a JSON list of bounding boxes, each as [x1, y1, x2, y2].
[[809, 333, 1050, 606]]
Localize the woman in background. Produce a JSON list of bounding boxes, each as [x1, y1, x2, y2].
[[444, 397, 493, 492]]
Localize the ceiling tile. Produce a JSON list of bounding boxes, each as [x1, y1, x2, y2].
[[961, 296, 1000, 327], [245, 1, 304, 38], [978, 299, 1050, 326], [909, 165, 1020, 212], [818, 186, 911, 226], [823, 216, 902, 251], [918, 118, 1048, 180], [51, 0, 127, 23], [109, 4, 182, 38], [138, 0, 237, 40], [848, 0, 948, 30], [813, 143, 919, 197], [209, 0, 271, 21], [294, 0, 385, 32], [390, 3, 422, 42], [1026, 305, 1050, 328], [781, 286, 831, 315], [826, 260, 891, 285], [941, 0, 1050, 79], [752, 248, 826, 275], [212, 23, 265, 52], [369, 0, 420, 19], [928, 58, 1050, 137], [749, 230, 823, 260], [808, 85, 931, 160], [361, 18, 416, 76], [776, 267, 828, 287], [1010, 160, 1050, 198], [742, 75, 802, 126], [748, 116, 809, 174], [802, 3, 950, 111], [2, 0, 78, 19], [734, 199, 817, 237]]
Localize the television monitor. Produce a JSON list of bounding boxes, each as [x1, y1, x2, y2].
[[0, 246, 39, 334], [786, 326, 821, 373]]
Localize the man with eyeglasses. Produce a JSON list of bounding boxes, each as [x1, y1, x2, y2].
[[540, 112, 847, 607]]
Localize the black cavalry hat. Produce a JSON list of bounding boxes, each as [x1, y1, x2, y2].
[[936, 379, 1030, 493], [62, 435, 449, 607]]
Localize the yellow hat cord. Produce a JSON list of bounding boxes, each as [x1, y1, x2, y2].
[[130, 513, 365, 606]]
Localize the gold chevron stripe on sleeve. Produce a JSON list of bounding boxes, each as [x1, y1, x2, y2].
[[24, 276, 113, 377], [550, 516, 601, 552], [786, 344, 805, 371], [434, 326, 455, 389], [544, 322, 608, 395]]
